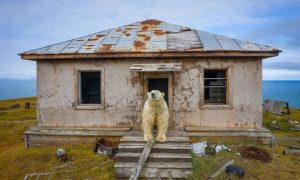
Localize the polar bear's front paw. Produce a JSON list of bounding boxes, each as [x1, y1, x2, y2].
[[156, 134, 166, 142], [144, 134, 154, 141]]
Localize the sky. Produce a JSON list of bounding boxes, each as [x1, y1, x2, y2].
[[0, 0, 300, 80]]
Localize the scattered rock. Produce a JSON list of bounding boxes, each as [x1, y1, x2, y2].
[[56, 149, 68, 162]]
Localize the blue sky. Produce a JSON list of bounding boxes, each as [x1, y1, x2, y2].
[[0, 0, 300, 80]]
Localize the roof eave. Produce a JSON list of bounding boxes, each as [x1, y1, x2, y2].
[[20, 50, 281, 61]]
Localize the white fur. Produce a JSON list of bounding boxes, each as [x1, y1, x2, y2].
[[142, 90, 169, 142]]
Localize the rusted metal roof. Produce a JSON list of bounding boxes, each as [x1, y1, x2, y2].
[[20, 19, 280, 57]]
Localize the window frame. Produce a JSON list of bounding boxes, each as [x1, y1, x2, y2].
[[200, 66, 232, 110], [75, 69, 105, 110]]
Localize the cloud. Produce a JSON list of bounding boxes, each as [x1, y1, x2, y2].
[[0, 0, 300, 79], [263, 69, 300, 80]]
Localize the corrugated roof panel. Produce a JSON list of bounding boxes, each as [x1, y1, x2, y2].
[[23, 46, 50, 54], [168, 31, 202, 50], [78, 31, 109, 53], [96, 44, 116, 52], [62, 35, 91, 53], [100, 30, 123, 45], [166, 24, 183, 33], [214, 34, 241, 50], [150, 41, 167, 51], [234, 39, 261, 51], [196, 31, 222, 50], [132, 32, 150, 52], [114, 40, 133, 51], [43, 41, 71, 54], [258, 44, 276, 51]]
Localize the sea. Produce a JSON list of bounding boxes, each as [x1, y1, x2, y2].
[[0, 79, 299, 108]]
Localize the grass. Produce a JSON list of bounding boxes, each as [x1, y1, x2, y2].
[[0, 97, 300, 179], [263, 108, 300, 137], [0, 97, 115, 180], [189, 110, 300, 179]]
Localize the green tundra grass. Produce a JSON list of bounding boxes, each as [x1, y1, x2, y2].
[[0, 97, 299, 179]]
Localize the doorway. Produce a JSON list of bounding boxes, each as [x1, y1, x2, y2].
[[148, 78, 169, 106]]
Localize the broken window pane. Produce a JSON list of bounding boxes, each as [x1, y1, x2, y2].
[[204, 70, 227, 104], [80, 72, 101, 104]]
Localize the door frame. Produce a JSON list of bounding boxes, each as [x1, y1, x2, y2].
[[142, 72, 174, 129]]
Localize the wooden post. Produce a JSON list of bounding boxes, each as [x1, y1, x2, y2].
[[129, 140, 155, 180]]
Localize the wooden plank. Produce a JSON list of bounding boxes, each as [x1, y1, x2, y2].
[[117, 152, 192, 159], [119, 143, 191, 149], [129, 140, 155, 180], [187, 132, 273, 137], [283, 148, 300, 155], [115, 162, 193, 169], [121, 136, 189, 142], [118, 142, 191, 153], [185, 127, 270, 133], [116, 167, 192, 178], [209, 160, 234, 179]]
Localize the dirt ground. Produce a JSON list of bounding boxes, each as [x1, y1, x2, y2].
[[0, 97, 299, 179]]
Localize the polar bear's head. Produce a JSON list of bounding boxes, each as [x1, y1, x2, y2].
[[147, 90, 165, 101]]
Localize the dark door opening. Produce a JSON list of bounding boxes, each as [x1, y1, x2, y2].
[[148, 78, 169, 105]]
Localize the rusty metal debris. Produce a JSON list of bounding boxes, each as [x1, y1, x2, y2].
[[93, 138, 118, 159]]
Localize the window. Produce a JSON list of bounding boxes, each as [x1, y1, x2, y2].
[[80, 71, 101, 104], [204, 69, 227, 104]]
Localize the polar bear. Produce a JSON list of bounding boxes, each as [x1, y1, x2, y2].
[[142, 90, 169, 142]]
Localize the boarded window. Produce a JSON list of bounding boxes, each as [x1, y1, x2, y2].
[[204, 70, 227, 104], [80, 72, 101, 104]]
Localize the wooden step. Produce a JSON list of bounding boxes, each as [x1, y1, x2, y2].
[[187, 132, 273, 137], [115, 162, 193, 169], [115, 167, 192, 179], [185, 127, 271, 133], [118, 143, 191, 153], [120, 136, 190, 143], [115, 131, 193, 179], [116, 152, 192, 163]]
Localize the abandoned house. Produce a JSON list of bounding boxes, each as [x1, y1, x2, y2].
[[20, 19, 280, 147]]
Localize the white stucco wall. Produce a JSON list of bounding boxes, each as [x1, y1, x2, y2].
[[36, 58, 262, 130]]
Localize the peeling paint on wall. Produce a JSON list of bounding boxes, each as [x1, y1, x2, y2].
[[37, 58, 263, 130]]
